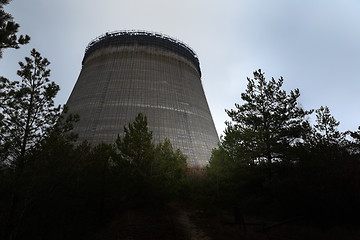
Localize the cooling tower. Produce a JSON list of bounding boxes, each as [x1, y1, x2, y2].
[[66, 31, 218, 166]]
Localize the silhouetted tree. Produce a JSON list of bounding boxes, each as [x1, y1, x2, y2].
[[0, 0, 30, 58], [153, 138, 187, 197], [313, 106, 343, 145], [0, 49, 64, 240], [223, 69, 312, 164], [115, 113, 154, 175], [348, 126, 360, 155], [0, 49, 61, 169]]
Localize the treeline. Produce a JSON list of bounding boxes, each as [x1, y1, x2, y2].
[[205, 69, 360, 227], [0, 111, 189, 239], [0, 3, 190, 237], [2, 1, 360, 238]]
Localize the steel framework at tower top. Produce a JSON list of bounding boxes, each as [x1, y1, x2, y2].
[[82, 30, 201, 76]]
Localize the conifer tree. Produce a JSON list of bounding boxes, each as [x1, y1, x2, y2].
[[115, 113, 154, 174], [0, 0, 30, 58], [313, 106, 343, 145], [223, 69, 312, 163], [0, 49, 61, 169]]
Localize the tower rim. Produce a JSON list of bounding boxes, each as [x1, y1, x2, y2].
[[82, 30, 201, 76]]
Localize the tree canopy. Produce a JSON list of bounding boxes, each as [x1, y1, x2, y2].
[[0, 0, 30, 58], [207, 69, 360, 227], [0, 49, 61, 169], [223, 69, 312, 164]]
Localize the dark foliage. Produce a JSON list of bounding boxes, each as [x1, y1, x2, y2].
[[0, 113, 189, 239], [1, 49, 62, 169], [207, 70, 360, 228], [2, 6, 359, 234], [0, 0, 30, 58]]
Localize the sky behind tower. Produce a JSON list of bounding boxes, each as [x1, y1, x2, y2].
[[2, 0, 360, 136]]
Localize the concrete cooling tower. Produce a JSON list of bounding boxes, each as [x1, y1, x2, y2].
[[66, 31, 218, 166]]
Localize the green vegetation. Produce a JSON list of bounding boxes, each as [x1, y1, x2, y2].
[[0, 108, 189, 239], [1, 2, 360, 238], [0, 5, 188, 236], [0, 0, 30, 58], [1, 49, 62, 169], [206, 70, 360, 227]]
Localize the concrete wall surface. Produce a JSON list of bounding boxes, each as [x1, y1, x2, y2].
[[66, 34, 219, 166]]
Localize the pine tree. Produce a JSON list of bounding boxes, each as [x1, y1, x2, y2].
[[0, 49, 61, 169], [313, 106, 343, 145], [223, 69, 312, 164], [115, 113, 154, 174], [0, 0, 30, 58]]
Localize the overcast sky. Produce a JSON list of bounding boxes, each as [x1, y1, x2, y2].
[[2, 0, 360, 136]]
